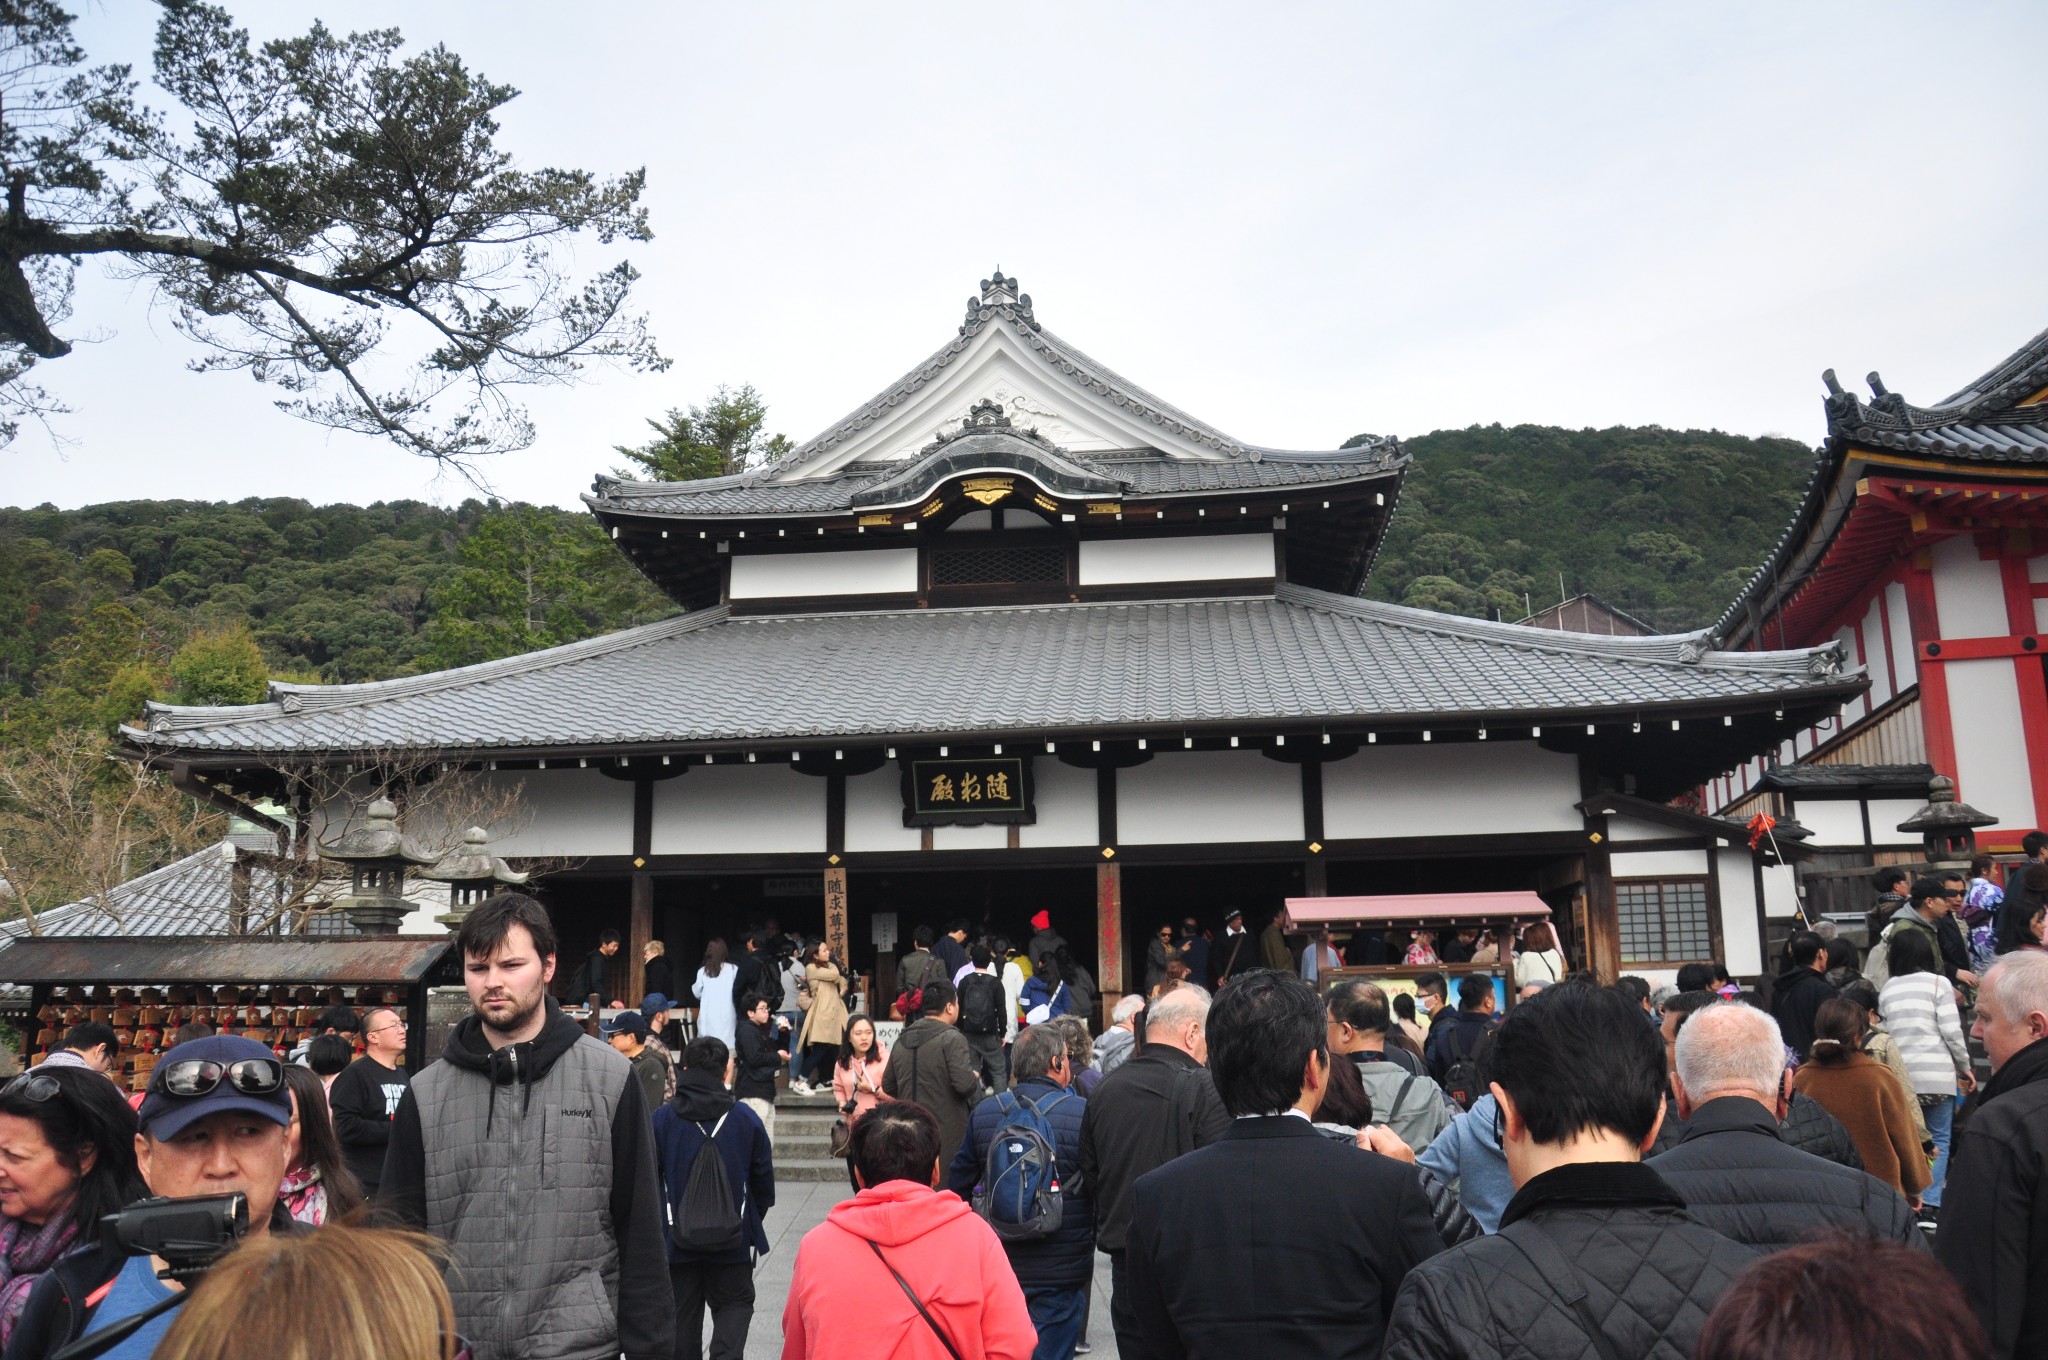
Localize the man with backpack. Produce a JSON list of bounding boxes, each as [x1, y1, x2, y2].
[[1426, 976, 1498, 1106], [883, 979, 985, 1173], [1328, 979, 1455, 1150], [896, 925, 947, 1019], [654, 1035, 776, 1360], [959, 945, 1011, 1094], [948, 1024, 1095, 1360]]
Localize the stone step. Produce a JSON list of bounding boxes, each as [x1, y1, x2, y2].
[[775, 1114, 841, 1137], [776, 1157, 852, 1184], [775, 1090, 842, 1109], [774, 1133, 835, 1155]]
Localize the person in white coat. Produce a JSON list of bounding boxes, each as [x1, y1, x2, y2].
[[693, 937, 739, 1048], [999, 937, 1027, 1046]]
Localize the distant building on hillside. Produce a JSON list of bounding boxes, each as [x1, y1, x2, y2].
[[1518, 594, 1653, 637]]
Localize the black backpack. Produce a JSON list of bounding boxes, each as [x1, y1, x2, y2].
[[959, 971, 1005, 1036], [671, 1113, 747, 1254], [1439, 1023, 1488, 1112]]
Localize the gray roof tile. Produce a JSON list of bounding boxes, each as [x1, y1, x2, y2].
[[127, 587, 1854, 757], [0, 843, 358, 940]]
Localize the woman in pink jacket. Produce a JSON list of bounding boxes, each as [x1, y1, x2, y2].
[[783, 1102, 1035, 1360], [829, 1015, 891, 1120]]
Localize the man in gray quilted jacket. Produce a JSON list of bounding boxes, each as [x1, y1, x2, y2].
[[382, 893, 675, 1360]]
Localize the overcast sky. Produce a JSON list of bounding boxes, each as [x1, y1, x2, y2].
[[9, 1, 2045, 512]]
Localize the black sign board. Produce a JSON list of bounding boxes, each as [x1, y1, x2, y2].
[[902, 756, 1035, 827]]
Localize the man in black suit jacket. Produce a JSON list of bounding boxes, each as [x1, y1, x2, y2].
[[1123, 969, 1443, 1360]]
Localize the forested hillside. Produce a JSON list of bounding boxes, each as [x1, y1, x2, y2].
[[1358, 423, 1814, 633]]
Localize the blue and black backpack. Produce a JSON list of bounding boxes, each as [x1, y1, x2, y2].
[[971, 1088, 1073, 1241]]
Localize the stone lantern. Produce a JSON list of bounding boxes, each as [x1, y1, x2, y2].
[[419, 826, 529, 932], [1896, 775, 1998, 868], [317, 797, 435, 935]]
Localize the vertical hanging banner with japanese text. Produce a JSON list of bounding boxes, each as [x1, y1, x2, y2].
[[901, 755, 1035, 827]]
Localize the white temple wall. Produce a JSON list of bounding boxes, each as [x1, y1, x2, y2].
[[1717, 848, 1763, 976], [1321, 743, 1582, 840], [1019, 759, 1098, 849], [1930, 537, 2009, 638], [1886, 581, 1916, 682], [728, 547, 917, 599], [1076, 534, 1274, 586], [1606, 816, 1680, 843], [1791, 801, 1866, 848], [1761, 863, 1803, 918], [1864, 798, 1927, 846], [1118, 750, 1302, 845], [1862, 597, 1893, 708], [1948, 657, 2035, 828], [1608, 849, 1710, 878], [651, 765, 825, 855], [844, 767, 921, 853], [438, 769, 635, 859]]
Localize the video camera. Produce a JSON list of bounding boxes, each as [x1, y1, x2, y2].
[[49, 1194, 247, 1360]]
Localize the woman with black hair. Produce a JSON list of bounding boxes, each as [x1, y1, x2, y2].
[[1792, 997, 1929, 1203], [0, 1067, 147, 1345], [1879, 926, 1972, 1220], [280, 1064, 363, 1226]]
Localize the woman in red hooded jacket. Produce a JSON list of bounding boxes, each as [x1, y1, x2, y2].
[[782, 1101, 1035, 1360]]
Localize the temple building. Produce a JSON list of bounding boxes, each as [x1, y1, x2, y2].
[[123, 272, 1861, 1004], [1706, 325, 2048, 907]]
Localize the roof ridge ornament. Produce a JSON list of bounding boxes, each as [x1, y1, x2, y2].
[[962, 268, 1038, 334]]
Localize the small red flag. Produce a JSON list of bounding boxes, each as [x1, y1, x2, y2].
[[1747, 813, 1776, 851]]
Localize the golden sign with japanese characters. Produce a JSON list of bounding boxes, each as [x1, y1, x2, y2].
[[903, 755, 1034, 827]]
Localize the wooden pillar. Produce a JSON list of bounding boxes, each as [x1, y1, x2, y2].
[[1096, 861, 1123, 1020], [1302, 758, 1328, 897], [824, 867, 850, 973], [629, 778, 654, 1003]]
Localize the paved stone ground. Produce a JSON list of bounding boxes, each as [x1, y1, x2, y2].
[[728, 1176, 1120, 1359]]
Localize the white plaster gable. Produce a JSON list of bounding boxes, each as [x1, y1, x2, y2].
[[778, 322, 1233, 480]]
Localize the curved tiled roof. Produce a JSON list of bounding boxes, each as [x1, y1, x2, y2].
[[586, 443, 1401, 518], [0, 842, 358, 941], [126, 586, 1855, 758], [1715, 324, 2048, 640]]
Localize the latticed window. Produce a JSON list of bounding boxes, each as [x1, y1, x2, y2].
[[930, 545, 1067, 587], [1615, 878, 1714, 964]]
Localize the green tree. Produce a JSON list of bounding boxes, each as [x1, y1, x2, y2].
[[0, 2, 664, 465], [420, 503, 670, 667], [614, 384, 792, 481], [169, 624, 268, 705]]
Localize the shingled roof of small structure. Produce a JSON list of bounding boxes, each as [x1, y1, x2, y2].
[[1715, 323, 2048, 639], [0, 842, 357, 942], [124, 585, 1857, 758]]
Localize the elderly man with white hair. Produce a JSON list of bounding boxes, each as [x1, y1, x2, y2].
[[1937, 950, 2048, 1359], [1648, 1000, 1923, 1251], [1094, 992, 1146, 1077]]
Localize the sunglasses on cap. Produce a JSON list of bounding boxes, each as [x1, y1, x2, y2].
[[148, 1056, 286, 1099]]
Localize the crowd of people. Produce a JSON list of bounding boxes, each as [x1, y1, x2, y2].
[[2, 868, 2046, 1360]]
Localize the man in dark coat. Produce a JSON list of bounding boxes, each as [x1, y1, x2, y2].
[[1175, 917, 1209, 989], [880, 979, 983, 1172], [1650, 1000, 1922, 1251], [933, 919, 971, 981], [1027, 911, 1067, 973], [1207, 908, 1257, 987], [1867, 866, 1911, 944], [653, 1035, 775, 1360], [1079, 983, 1231, 1353], [948, 1025, 1095, 1356], [1937, 951, 2048, 1359], [1425, 975, 1497, 1084], [1123, 971, 1443, 1360], [563, 928, 621, 1004], [1382, 979, 1759, 1360], [1768, 930, 1834, 1057]]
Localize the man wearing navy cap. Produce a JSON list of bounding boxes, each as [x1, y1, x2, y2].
[[7, 1035, 298, 1360], [605, 1010, 667, 1116], [640, 993, 677, 1103]]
